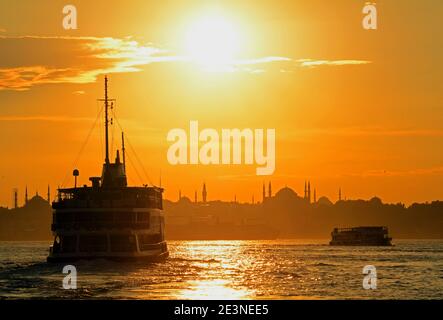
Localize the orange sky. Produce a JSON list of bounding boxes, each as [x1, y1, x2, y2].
[[0, 0, 442, 206]]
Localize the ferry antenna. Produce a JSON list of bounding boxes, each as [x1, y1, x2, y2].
[[97, 75, 115, 164], [122, 131, 126, 173]]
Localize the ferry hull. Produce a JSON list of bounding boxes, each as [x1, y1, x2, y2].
[[47, 249, 169, 263], [48, 206, 168, 263], [329, 240, 392, 246]]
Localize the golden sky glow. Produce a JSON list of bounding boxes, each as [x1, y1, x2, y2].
[[0, 0, 442, 206]]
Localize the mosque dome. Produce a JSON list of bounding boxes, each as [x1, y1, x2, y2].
[[274, 187, 298, 199], [25, 194, 49, 209], [178, 196, 192, 204], [317, 196, 333, 206]]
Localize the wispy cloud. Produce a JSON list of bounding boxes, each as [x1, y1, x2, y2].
[[284, 127, 443, 138], [345, 166, 443, 178], [296, 59, 371, 67], [0, 35, 372, 91], [0, 36, 177, 91], [0, 66, 77, 91], [0, 115, 93, 122]]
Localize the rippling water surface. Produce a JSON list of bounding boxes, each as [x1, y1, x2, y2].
[[0, 240, 442, 299]]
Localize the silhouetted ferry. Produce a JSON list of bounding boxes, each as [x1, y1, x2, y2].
[[47, 76, 168, 262], [329, 226, 392, 246]]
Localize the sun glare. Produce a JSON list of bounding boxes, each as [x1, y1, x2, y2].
[[184, 14, 241, 69]]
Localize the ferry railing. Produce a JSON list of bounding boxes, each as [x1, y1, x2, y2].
[[51, 221, 150, 231]]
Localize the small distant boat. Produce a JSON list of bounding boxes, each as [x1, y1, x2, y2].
[[329, 226, 392, 246]]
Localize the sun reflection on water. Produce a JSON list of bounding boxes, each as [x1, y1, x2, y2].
[[176, 240, 255, 299], [179, 279, 252, 300]]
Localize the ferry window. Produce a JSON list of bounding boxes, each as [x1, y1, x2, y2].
[[114, 212, 135, 223], [137, 212, 150, 223], [79, 235, 107, 252], [52, 236, 61, 253], [77, 212, 92, 222], [61, 235, 77, 253], [90, 212, 112, 223], [110, 235, 136, 252], [57, 212, 75, 223], [138, 234, 162, 251]]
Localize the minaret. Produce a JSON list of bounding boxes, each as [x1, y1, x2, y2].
[[47, 185, 50, 203], [178, 190, 182, 201], [308, 181, 311, 203], [25, 186, 28, 205], [252, 194, 255, 204], [339, 188, 342, 201], [313, 188, 317, 203], [268, 182, 272, 198], [234, 194, 237, 203], [13, 188, 18, 209], [116, 150, 121, 164], [194, 190, 197, 203], [304, 181, 307, 199], [262, 183, 266, 202], [202, 183, 207, 203]]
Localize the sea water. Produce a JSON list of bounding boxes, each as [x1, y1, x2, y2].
[[0, 240, 441, 299]]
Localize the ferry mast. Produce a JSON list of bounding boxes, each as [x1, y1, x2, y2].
[[99, 75, 115, 165], [105, 76, 110, 164]]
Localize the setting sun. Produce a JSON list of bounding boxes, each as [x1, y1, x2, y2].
[[184, 13, 241, 69]]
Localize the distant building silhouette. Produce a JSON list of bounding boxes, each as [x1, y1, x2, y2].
[[179, 189, 182, 201], [3, 180, 443, 240], [339, 188, 342, 201], [268, 182, 272, 198], [47, 185, 50, 203], [194, 190, 197, 203], [0, 193, 52, 240], [25, 186, 28, 205]]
